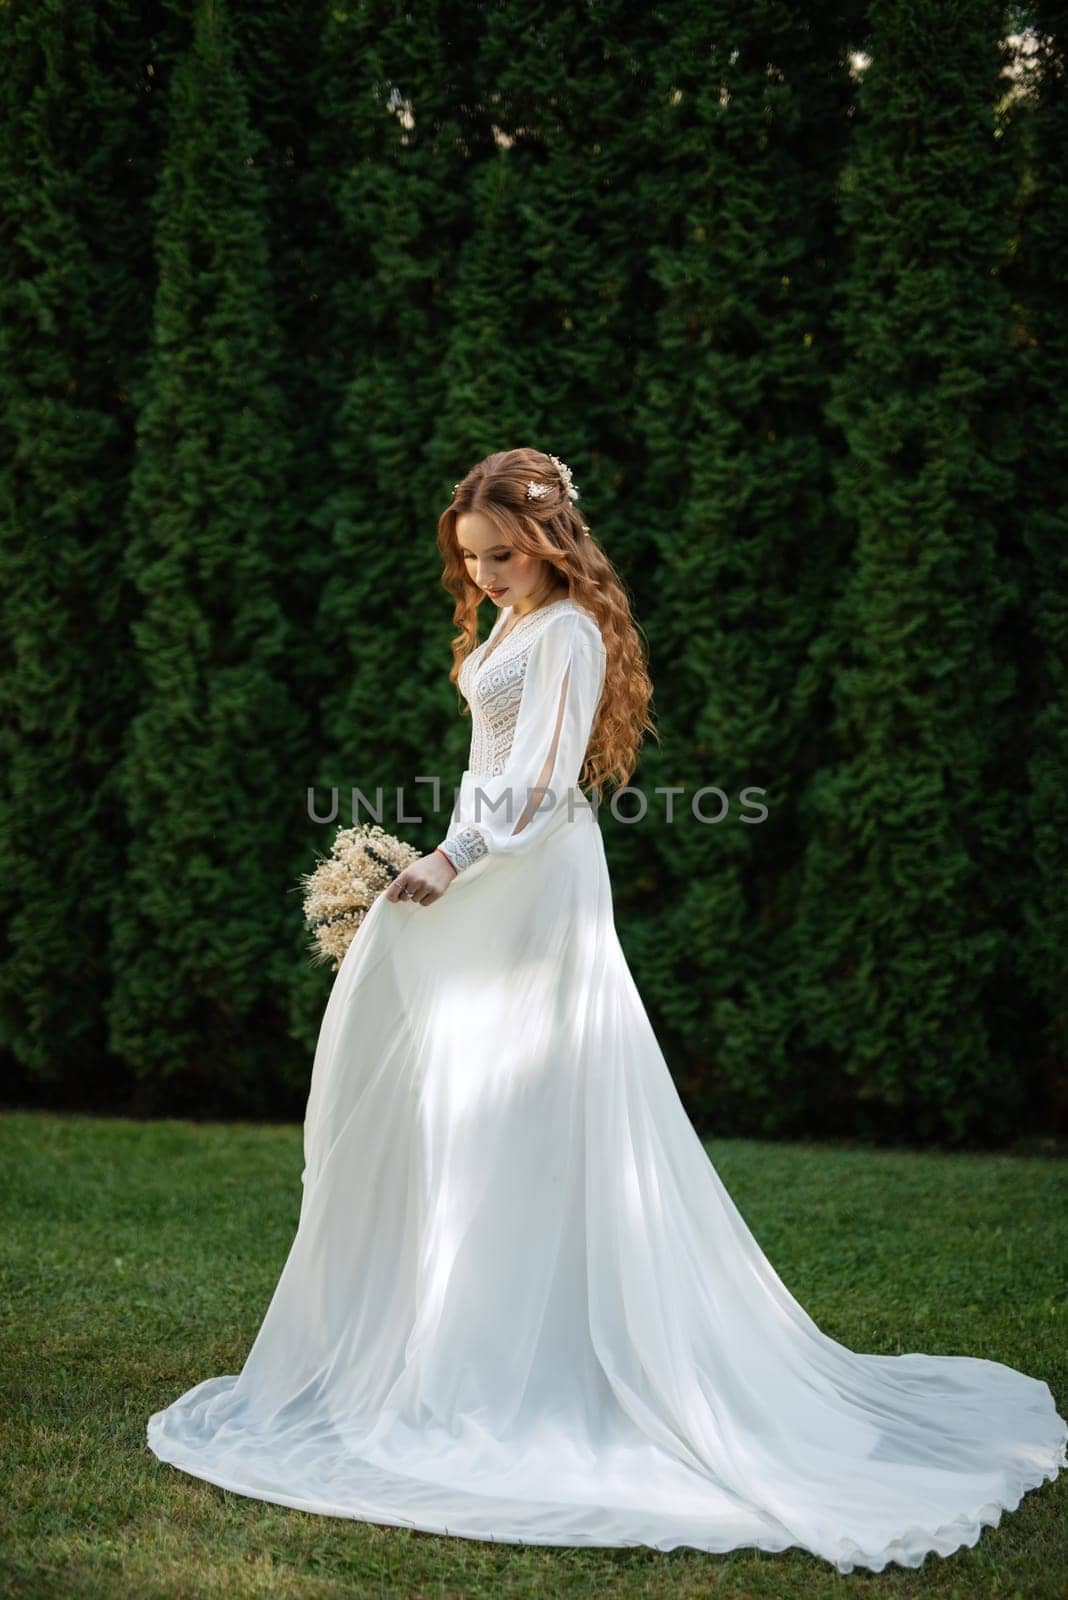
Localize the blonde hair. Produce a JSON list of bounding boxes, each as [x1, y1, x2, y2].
[[438, 447, 657, 794]]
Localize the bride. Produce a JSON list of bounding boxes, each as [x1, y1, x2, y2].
[[147, 447, 1066, 1575]]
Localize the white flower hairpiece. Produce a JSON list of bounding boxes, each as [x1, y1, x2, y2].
[[525, 454, 590, 535], [527, 453, 580, 505]]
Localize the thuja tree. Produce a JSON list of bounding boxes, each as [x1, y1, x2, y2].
[[1008, 7, 1068, 1130], [225, 0, 336, 701], [794, 0, 1022, 1143], [108, 0, 307, 1114], [213, 0, 343, 1069], [0, 0, 172, 1106], [265, 4, 483, 1056], [308, 3, 482, 896], [628, 0, 859, 1135]]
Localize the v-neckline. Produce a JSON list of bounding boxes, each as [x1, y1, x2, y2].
[[477, 597, 571, 673]]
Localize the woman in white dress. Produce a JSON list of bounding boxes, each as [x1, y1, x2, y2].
[[147, 447, 1066, 1575]]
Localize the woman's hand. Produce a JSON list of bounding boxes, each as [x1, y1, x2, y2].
[[384, 851, 457, 907]]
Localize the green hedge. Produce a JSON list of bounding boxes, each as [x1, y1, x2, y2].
[[1, 0, 1064, 1144]]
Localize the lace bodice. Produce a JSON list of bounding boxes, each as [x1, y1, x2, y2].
[[437, 597, 606, 874], [459, 598, 579, 779]]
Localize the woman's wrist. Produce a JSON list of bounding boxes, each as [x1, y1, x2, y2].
[[434, 846, 458, 877]]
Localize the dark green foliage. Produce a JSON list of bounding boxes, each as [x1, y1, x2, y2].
[[311, 2, 479, 870], [106, 0, 309, 1114], [0, 0, 173, 1102], [0, 0, 1064, 1142], [1006, 5, 1068, 1132], [795, 1, 1025, 1143], [631, 1, 859, 1136]]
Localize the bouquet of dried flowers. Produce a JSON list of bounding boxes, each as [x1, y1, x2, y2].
[[299, 823, 420, 971]]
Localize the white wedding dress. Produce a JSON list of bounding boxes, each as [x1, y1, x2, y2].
[[147, 595, 1066, 1575]]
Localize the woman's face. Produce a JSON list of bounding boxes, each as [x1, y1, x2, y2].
[[456, 512, 554, 611]]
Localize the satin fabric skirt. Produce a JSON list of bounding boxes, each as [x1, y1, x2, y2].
[[146, 799, 1066, 1575]]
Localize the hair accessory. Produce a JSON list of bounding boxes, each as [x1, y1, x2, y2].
[[526, 453, 581, 505], [551, 454, 580, 502]]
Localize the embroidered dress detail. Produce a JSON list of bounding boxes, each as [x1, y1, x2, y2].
[[458, 598, 572, 778], [437, 599, 605, 876], [438, 824, 488, 874]]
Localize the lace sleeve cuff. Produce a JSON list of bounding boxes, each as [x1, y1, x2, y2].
[[436, 826, 489, 875]]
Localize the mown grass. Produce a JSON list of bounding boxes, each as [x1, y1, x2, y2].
[[1, 1110, 1065, 1599]]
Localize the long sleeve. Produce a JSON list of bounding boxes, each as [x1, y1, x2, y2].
[[437, 610, 606, 874]]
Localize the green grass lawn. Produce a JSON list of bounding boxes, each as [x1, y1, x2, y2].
[[1, 1110, 1065, 1599]]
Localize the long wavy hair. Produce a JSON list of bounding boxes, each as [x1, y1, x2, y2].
[[438, 447, 657, 794]]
